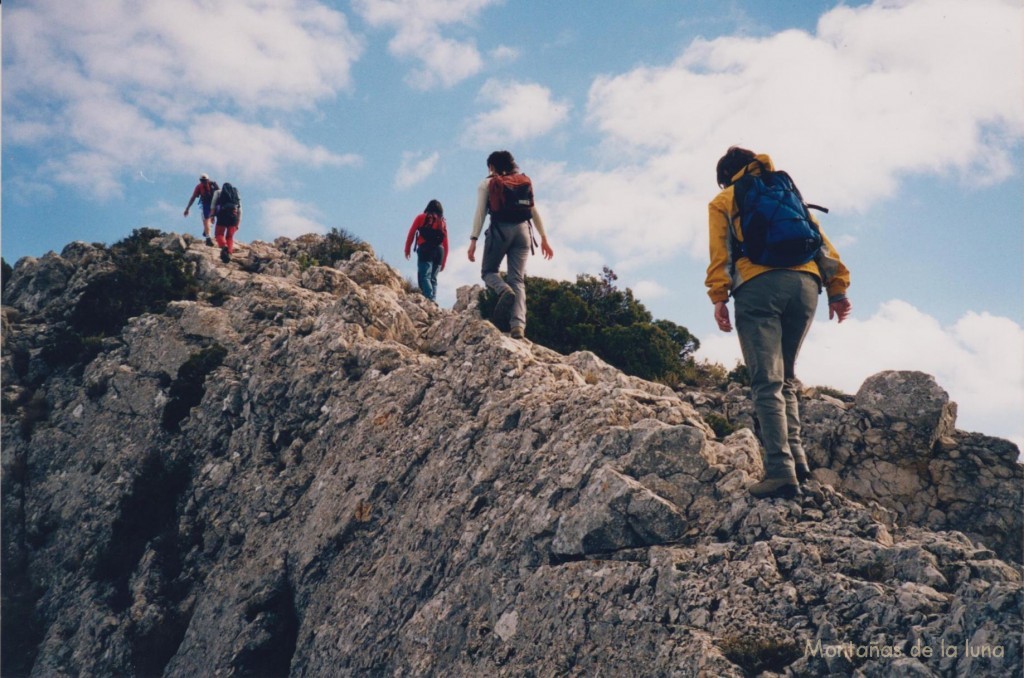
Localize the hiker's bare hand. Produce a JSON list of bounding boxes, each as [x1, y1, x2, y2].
[[468, 240, 477, 262], [183, 209, 189, 216], [714, 301, 732, 332], [541, 239, 554, 260], [829, 298, 852, 323]]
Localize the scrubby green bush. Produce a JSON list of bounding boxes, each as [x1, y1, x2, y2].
[[703, 412, 738, 439], [307, 228, 371, 267], [680, 358, 730, 389], [40, 333, 105, 369], [727, 361, 751, 387], [815, 384, 850, 399], [719, 634, 801, 675], [69, 228, 198, 337], [480, 267, 701, 385], [37, 229, 198, 376]]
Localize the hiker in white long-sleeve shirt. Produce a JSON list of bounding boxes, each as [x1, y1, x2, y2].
[[467, 150, 553, 339]]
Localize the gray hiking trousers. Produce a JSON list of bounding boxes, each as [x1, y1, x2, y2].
[[481, 220, 531, 330], [733, 270, 819, 481]]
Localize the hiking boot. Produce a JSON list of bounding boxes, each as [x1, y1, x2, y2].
[[749, 477, 802, 500], [491, 290, 515, 332], [220, 247, 231, 263], [796, 462, 812, 484], [205, 236, 215, 247], [510, 327, 525, 339]]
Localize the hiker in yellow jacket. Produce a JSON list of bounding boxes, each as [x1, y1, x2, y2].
[[706, 146, 851, 500]]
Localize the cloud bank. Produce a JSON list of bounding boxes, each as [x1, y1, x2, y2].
[[540, 0, 1024, 261], [260, 199, 329, 239], [353, 0, 505, 89], [4, 0, 363, 198], [462, 80, 571, 148], [395, 151, 441, 189]]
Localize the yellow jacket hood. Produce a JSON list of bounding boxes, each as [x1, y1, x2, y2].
[[729, 153, 775, 186]]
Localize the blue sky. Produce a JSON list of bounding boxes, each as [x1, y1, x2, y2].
[[3, 0, 1023, 448]]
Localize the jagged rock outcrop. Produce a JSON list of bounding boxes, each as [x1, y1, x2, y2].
[[2, 234, 1021, 677], [687, 373, 1022, 565]]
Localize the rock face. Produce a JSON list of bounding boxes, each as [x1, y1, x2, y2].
[[2, 234, 1021, 677], [687, 373, 1022, 566]]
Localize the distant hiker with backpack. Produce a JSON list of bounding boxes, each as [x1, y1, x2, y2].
[[210, 182, 242, 263], [706, 146, 851, 500], [467, 150, 554, 339], [183, 173, 219, 246], [404, 199, 449, 302]]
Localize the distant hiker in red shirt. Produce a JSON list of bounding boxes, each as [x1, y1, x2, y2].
[[404, 199, 449, 302], [210, 182, 242, 263], [183, 173, 218, 246]]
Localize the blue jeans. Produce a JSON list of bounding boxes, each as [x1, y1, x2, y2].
[[417, 248, 443, 301]]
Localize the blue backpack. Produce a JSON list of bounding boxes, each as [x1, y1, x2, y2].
[[732, 166, 826, 268]]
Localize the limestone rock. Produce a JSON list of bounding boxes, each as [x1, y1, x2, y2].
[[1, 232, 1020, 677], [692, 371, 1021, 564], [855, 370, 957, 450], [552, 465, 687, 556]]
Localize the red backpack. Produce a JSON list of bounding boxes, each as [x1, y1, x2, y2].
[[417, 213, 446, 249], [487, 173, 534, 223]]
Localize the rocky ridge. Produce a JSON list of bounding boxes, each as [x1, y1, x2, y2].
[[2, 233, 1021, 677]]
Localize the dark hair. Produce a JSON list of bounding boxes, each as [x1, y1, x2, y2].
[[716, 146, 757, 188], [487, 150, 518, 175], [424, 199, 443, 216]]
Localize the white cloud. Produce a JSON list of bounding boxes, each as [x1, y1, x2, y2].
[[406, 36, 485, 89], [698, 299, 1024, 450], [260, 199, 329, 239], [632, 280, 670, 302], [532, 157, 708, 261], [489, 45, 520, 63], [395, 151, 441, 189], [6, 0, 362, 110], [4, 0, 363, 198], [353, 0, 501, 89], [462, 80, 571, 148], [182, 114, 361, 179], [541, 0, 1023, 265]]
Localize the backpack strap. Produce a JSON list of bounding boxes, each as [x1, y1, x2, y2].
[[414, 213, 429, 252], [486, 174, 502, 214], [774, 170, 829, 214], [726, 211, 741, 274]]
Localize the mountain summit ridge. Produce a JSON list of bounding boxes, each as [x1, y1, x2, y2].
[[2, 232, 1020, 677]]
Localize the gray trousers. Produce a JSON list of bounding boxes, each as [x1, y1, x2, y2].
[[481, 221, 531, 330], [734, 270, 819, 481]]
